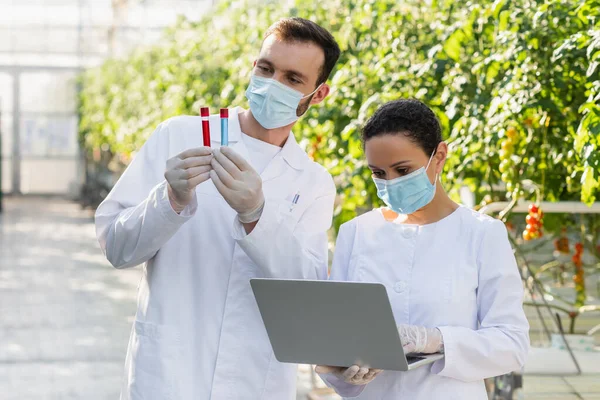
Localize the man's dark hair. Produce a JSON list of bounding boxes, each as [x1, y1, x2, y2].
[[361, 99, 443, 156], [264, 17, 341, 86]]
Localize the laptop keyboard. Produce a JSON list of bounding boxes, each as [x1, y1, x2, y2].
[[406, 355, 426, 364]]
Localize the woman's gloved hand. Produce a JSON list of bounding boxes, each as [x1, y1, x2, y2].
[[398, 324, 444, 354], [315, 365, 382, 386]]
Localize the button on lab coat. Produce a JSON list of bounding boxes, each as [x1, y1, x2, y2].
[[95, 107, 335, 399], [321, 206, 530, 399]]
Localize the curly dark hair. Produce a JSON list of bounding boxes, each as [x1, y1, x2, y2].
[[361, 99, 443, 156]]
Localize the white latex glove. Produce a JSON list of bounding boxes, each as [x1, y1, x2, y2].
[[315, 365, 382, 386], [164, 147, 213, 213], [398, 324, 444, 354], [210, 147, 265, 223]]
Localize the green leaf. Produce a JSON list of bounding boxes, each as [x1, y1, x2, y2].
[[78, 0, 600, 241], [499, 10, 510, 31], [444, 29, 466, 61], [581, 165, 599, 205], [492, 0, 507, 19], [486, 61, 501, 84]]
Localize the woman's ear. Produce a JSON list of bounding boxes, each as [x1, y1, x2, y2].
[[434, 142, 448, 174]]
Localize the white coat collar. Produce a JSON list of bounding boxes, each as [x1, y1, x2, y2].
[[279, 132, 308, 171], [255, 131, 309, 183], [219, 107, 308, 171]]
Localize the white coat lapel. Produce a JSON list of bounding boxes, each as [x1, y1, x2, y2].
[[261, 133, 307, 183], [260, 155, 287, 183]]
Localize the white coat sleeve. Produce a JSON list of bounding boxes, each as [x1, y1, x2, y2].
[[318, 221, 368, 398], [431, 219, 530, 381], [95, 121, 197, 269], [231, 174, 335, 280]]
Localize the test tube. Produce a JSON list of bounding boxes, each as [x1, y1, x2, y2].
[[200, 106, 211, 147], [220, 108, 229, 146]]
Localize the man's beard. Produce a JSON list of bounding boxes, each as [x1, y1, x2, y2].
[[296, 94, 314, 117]]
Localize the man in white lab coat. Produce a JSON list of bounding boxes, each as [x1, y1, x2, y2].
[[95, 17, 341, 400]]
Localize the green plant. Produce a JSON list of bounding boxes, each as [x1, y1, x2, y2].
[[79, 0, 600, 234]]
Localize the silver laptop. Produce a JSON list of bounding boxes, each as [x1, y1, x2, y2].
[[250, 278, 444, 371]]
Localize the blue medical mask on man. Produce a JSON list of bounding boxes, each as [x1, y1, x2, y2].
[[373, 151, 438, 215], [245, 75, 321, 129]]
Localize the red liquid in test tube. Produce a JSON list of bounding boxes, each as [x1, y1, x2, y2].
[[200, 107, 211, 147]]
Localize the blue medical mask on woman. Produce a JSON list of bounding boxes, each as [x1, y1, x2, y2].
[[245, 75, 320, 129], [372, 151, 438, 215]]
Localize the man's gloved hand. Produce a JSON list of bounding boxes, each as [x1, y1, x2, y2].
[[398, 324, 444, 354], [315, 365, 382, 386], [210, 146, 265, 223], [164, 147, 213, 213]]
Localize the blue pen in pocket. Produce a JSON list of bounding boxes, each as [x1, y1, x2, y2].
[[220, 108, 228, 146], [289, 191, 300, 212]]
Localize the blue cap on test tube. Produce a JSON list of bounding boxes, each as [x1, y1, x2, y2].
[[220, 108, 228, 146]]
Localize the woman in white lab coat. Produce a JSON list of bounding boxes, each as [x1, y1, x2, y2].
[[316, 99, 530, 399]]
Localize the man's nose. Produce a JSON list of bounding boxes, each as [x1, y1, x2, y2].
[[271, 71, 287, 86]]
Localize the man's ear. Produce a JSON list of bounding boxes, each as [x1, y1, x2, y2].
[[309, 83, 330, 105]]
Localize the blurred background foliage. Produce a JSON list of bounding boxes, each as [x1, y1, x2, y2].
[[79, 0, 600, 233]]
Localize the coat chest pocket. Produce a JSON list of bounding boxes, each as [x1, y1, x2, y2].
[[409, 261, 478, 307], [276, 192, 306, 223], [448, 260, 479, 303], [430, 261, 479, 305]]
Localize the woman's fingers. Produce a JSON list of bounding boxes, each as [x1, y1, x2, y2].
[[364, 368, 383, 381], [363, 369, 375, 381], [316, 364, 382, 385], [353, 367, 369, 382], [403, 340, 417, 355], [342, 365, 360, 382]]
